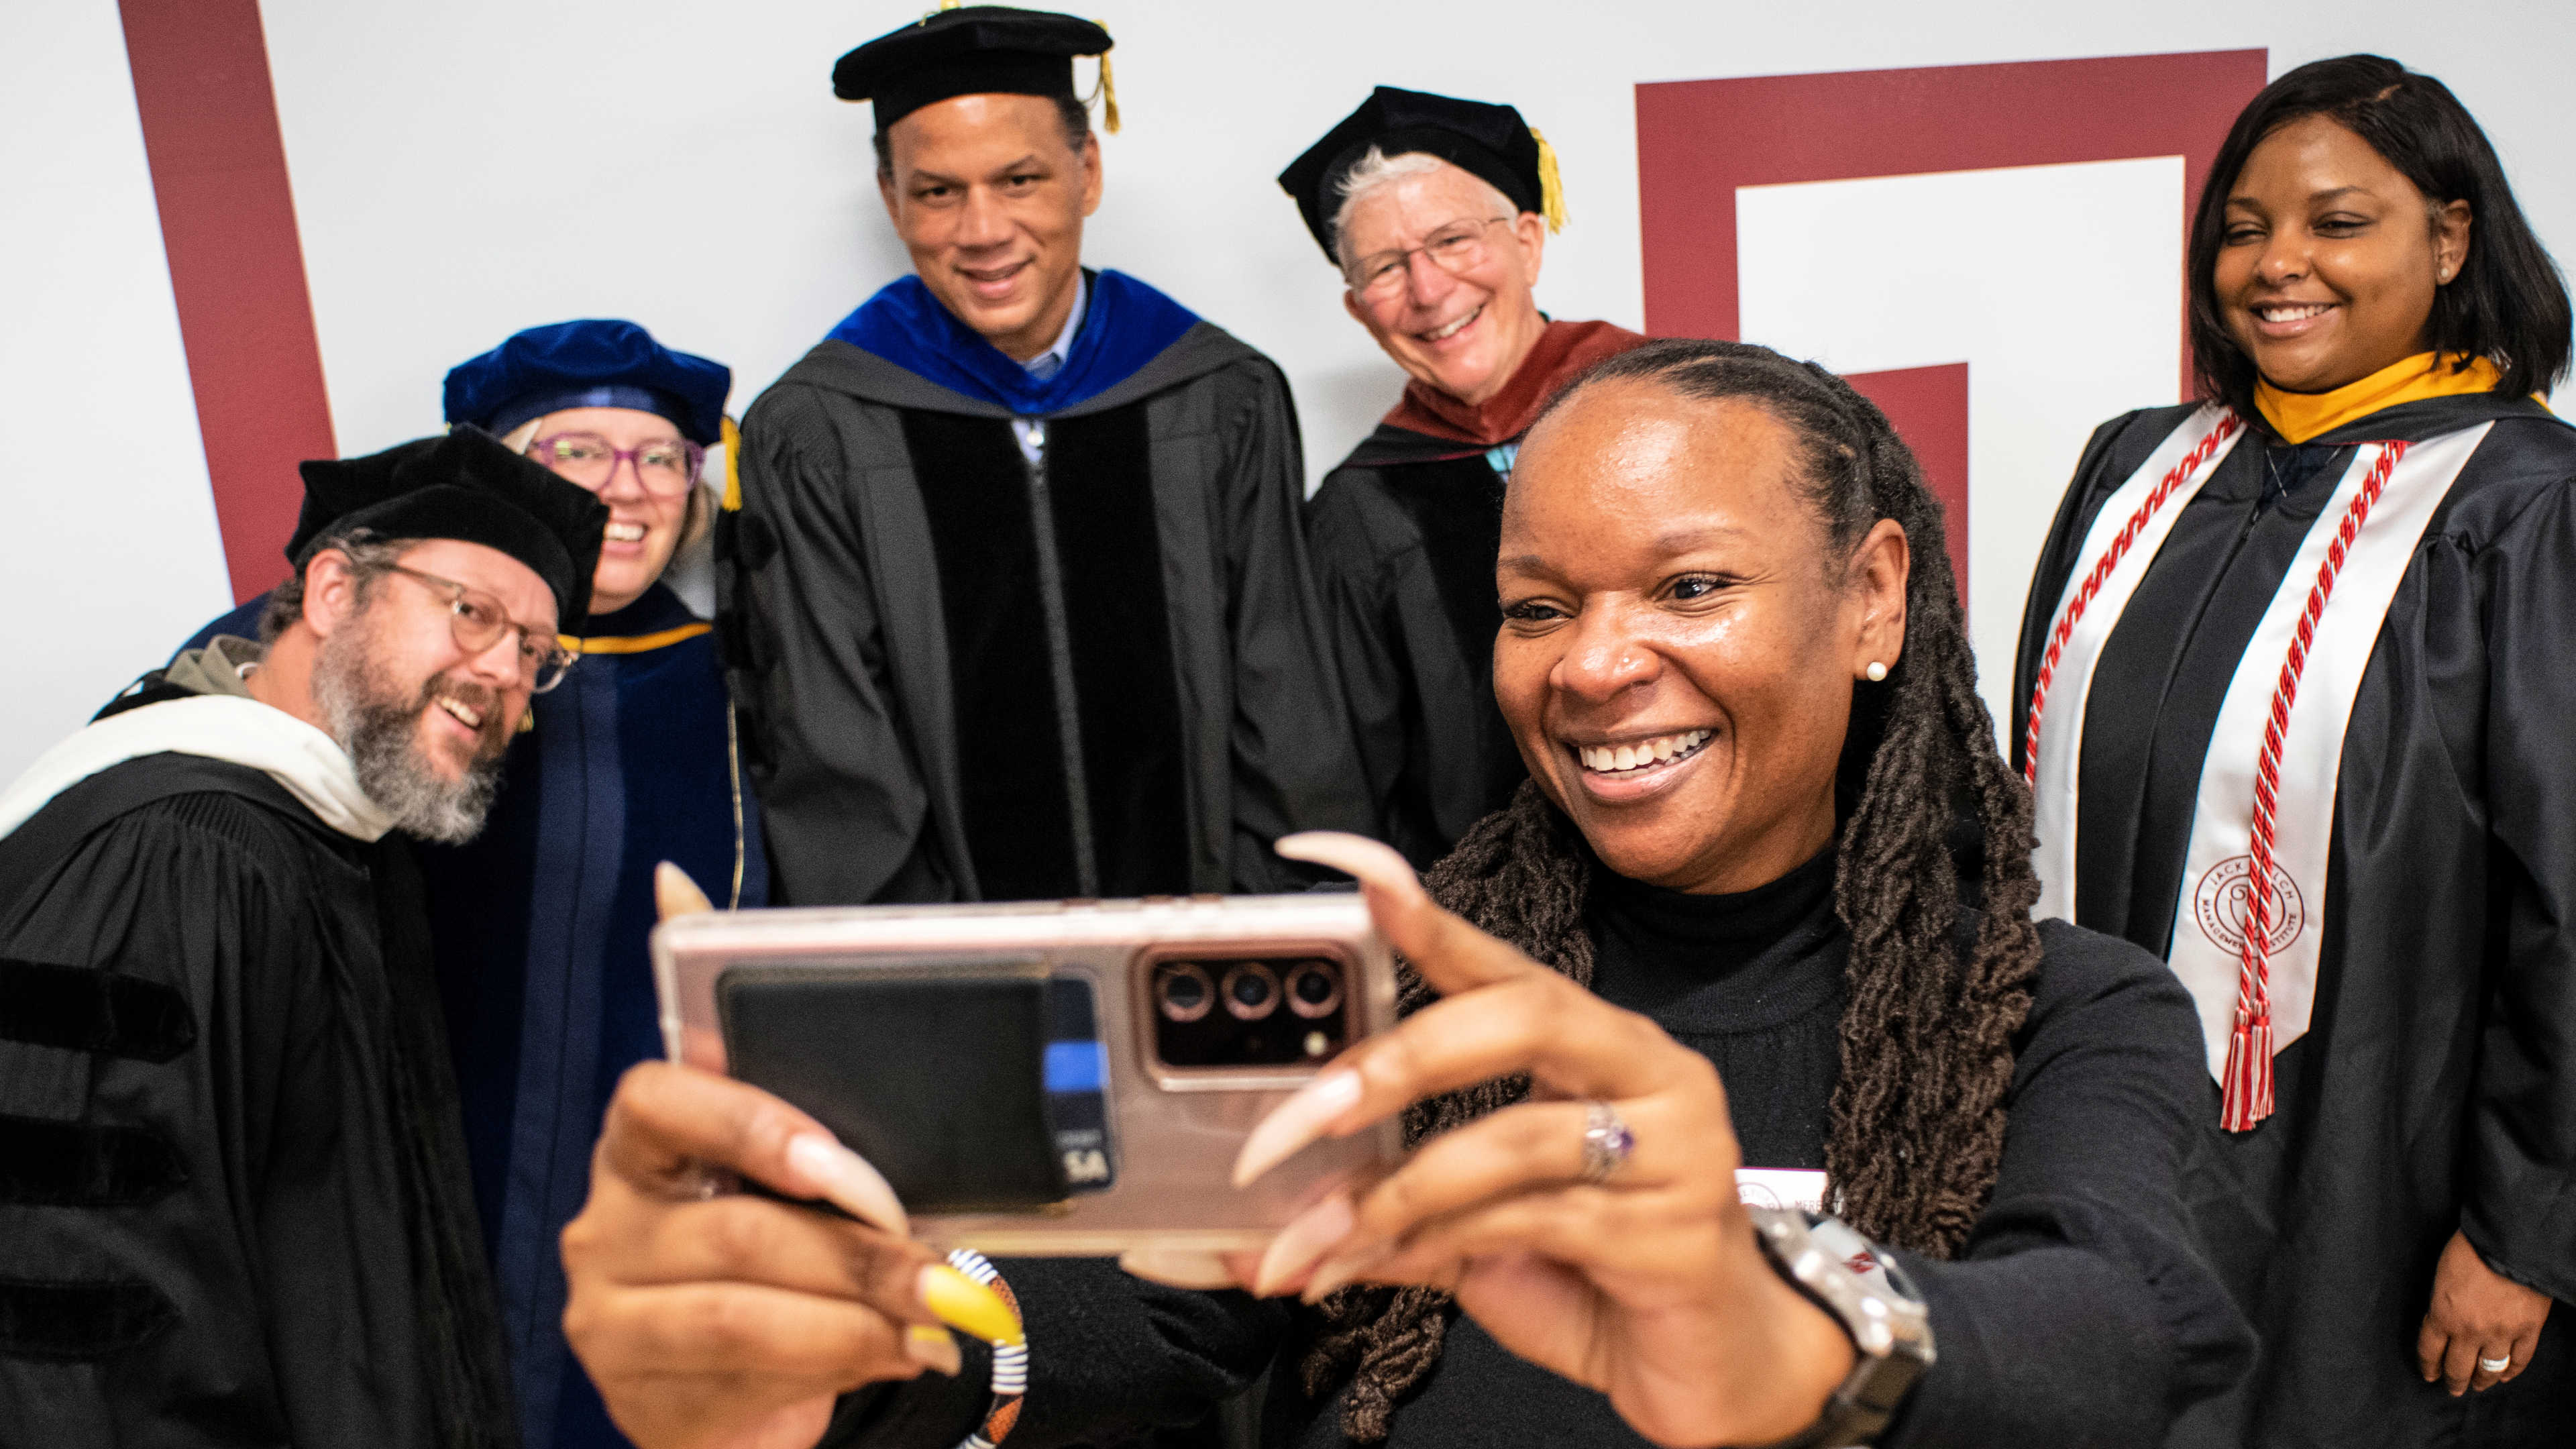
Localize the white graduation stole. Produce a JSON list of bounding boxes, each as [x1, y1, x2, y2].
[[2025, 409, 2487, 1126]]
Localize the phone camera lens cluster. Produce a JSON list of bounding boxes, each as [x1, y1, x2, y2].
[[1155, 963, 1214, 1022], [1150, 954, 1352, 1067]]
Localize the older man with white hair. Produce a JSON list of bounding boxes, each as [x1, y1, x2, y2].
[[1281, 88, 1648, 867]]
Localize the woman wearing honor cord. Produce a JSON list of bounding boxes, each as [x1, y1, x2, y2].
[[2011, 55, 2575, 1448]]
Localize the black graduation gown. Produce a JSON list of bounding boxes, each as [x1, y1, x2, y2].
[[2010, 392, 2576, 1447], [720, 318, 1373, 906], [169, 584, 764, 1449], [421, 583, 767, 1449], [0, 753, 514, 1446], [1305, 424, 1523, 869]]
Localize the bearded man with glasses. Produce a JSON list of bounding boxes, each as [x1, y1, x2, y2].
[[0, 431, 603, 1446], [1281, 89, 1651, 868]]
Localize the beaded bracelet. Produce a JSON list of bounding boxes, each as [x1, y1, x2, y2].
[[945, 1248, 1025, 1449]]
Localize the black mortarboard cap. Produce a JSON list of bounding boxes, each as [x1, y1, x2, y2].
[[1277, 86, 1564, 262], [832, 6, 1112, 131], [287, 429, 610, 631]]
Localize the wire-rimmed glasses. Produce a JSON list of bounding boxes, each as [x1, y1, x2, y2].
[[381, 564, 577, 693], [1344, 215, 1515, 301]]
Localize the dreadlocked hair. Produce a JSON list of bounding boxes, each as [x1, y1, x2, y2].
[[1297, 338, 2043, 1442]]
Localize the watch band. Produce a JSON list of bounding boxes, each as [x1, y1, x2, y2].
[[1745, 1207, 1935, 1449]]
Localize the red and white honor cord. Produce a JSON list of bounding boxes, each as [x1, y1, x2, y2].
[[946, 1248, 1026, 1449], [2023, 413, 2244, 786], [2216, 439, 2408, 1131]]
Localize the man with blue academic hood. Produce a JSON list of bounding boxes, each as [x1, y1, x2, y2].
[[720, 5, 1371, 906]]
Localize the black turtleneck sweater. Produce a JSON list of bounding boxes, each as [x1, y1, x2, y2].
[[830, 859, 2253, 1449], [1585, 847, 1844, 1173]]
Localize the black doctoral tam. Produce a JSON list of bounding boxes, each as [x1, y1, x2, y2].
[[831, 5, 1110, 127], [290, 429, 609, 631]]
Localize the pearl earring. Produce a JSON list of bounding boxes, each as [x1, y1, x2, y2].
[[1864, 661, 1888, 682]]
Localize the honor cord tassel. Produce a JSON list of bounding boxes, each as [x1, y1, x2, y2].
[[2218, 439, 2406, 1130]]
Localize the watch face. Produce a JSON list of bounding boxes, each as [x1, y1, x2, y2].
[[1808, 1215, 1897, 1291]]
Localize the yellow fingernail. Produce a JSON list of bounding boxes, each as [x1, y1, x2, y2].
[[904, 1324, 962, 1375], [919, 1263, 1022, 1346]]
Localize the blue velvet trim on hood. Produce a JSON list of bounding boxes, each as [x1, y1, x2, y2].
[[823, 269, 1199, 415]]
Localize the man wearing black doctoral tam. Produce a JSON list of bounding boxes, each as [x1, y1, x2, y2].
[[721, 5, 1372, 906], [0, 431, 604, 1445], [1281, 89, 1649, 867]]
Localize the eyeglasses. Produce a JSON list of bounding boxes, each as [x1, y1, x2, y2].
[[1345, 215, 1515, 301], [380, 564, 577, 693], [528, 431, 705, 497]]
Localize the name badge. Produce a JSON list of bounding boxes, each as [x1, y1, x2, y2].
[[1735, 1167, 1827, 1213]]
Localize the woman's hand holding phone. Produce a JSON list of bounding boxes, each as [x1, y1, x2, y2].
[[558, 865, 1017, 1449], [565, 851, 1854, 1449], [1220, 833, 1858, 1449]]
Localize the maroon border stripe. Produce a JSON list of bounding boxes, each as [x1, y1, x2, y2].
[[1636, 50, 2268, 402], [1847, 364, 1971, 609], [119, 0, 335, 604]]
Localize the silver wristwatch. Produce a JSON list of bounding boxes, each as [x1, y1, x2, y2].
[[1745, 1206, 1936, 1449]]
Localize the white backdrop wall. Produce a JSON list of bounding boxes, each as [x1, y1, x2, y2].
[[7, 0, 2573, 783]]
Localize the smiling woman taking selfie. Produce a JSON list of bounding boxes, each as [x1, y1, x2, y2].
[[2010, 56, 2576, 1449], [557, 338, 2251, 1449]]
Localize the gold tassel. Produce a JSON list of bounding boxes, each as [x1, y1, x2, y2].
[[720, 415, 743, 512], [1090, 31, 1119, 133], [1530, 127, 1568, 233]]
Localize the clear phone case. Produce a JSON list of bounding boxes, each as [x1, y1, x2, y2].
[[652, 894, 1404, 1254]]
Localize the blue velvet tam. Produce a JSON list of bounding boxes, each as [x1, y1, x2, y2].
[[443, 319, 731, 446]]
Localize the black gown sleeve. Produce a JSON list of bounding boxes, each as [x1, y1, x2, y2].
[[0, 797, 341, 1442], [1886, 920, 2253, 1447], [1208, 362, 1376, 892], [2458, 480, 2576, 1302], [725, 386, 951, 905], [822, 1260, 1288, 1448]]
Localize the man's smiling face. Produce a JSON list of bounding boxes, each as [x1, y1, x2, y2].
[[312, 537, 553, 843], [879, 92, 1102, 364], [1338, 160, 1548, 409]]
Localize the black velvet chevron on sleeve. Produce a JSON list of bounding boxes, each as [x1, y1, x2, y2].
[[0, 1277, 178, 1361], [0, 957, 196, 1061]]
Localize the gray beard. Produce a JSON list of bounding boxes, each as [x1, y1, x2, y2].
[[313, 625, 506, 845]]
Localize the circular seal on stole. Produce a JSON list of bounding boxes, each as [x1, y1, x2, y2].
[[2192, 855, 2304, 956]]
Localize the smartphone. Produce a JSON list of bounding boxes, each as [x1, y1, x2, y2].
[[651, 893, 1403, 1254]]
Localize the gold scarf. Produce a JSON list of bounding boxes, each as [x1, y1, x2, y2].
[[2253, 352, 2505, 444]]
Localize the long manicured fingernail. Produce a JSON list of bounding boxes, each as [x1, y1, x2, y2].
[[1252, 1193, 1356, 1297], [1234, 1069, 1363, 1187], [1117, 1247, 1236, 1289], [1301, 1238, 1398, 1303], [904, 1324, 962, 1375], [920, 1263, 1022, 1346], [1275, 832, 1421, 898], [655, 861, 714, 918], [785, 1134, 908, 1238]]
